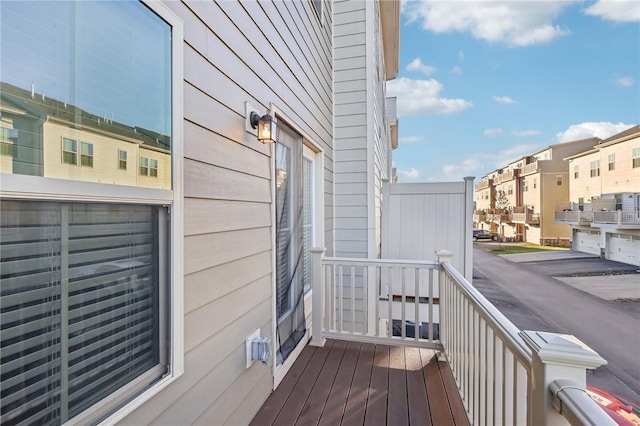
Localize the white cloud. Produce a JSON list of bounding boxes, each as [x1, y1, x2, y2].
[[397, 167, 422, 181], [614, 75, 635, 86], [484, 128, 503, 137], [441, 158, 484, 181], [583, 1, 640, 22], [404, 1, 571, 47], [399, 135, 424, 144], [406, 58, 437, 75], [458, 51, 465, 61], [512, 129, 542, 137], [556, 122, 636, 142], [451, 65, 463, 75], [493, 95, 515, 104], [387, 77, 473, 116]]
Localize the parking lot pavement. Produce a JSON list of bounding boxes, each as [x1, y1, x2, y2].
[[495, 248, 640, 302]]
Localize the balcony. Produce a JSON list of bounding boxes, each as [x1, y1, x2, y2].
[[253, 253, 615, 426], [487, 208, 511, 224], [475, 178, 492, 190], [512, 207, 540, 225], [555, 209, 594, 225], [494, 169, 519, 184], [473, 210, 487, 223], [592, 210, 640, 229]]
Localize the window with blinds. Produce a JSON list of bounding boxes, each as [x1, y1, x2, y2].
[[1, 200, 168, 425], [0, 1, 179, 423]]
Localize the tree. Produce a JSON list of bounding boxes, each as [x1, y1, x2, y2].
[[495, 190, 510, 248]]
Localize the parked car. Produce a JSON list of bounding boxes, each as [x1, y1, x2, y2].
[[473, 229, 498, 241]]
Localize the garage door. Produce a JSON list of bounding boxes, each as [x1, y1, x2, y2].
[[573, 229, 600, 255], [607, 233, 640, 266]]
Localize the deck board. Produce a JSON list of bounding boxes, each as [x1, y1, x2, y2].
[[251, 340, 470, 426]]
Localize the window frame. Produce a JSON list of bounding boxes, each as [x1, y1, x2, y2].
[[608, 153, 615, 171], [118, 149, 128, 170], [556, 175, 563, 186], [590, 160, 600, 177], [62, 137, 78, 165], [573, 165, 579, 179], [633, 147, 640, 168], [0, 1, 184, 423], [80, 141, 94, 167]]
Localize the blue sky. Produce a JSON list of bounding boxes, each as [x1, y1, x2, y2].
[[388, 0, 640, 182]]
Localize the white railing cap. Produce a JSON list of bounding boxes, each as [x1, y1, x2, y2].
[[520, 331, 607, 369]]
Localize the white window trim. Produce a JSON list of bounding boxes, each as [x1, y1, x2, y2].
[[268, 103, 325, 390], [0, 1, 184, 424]]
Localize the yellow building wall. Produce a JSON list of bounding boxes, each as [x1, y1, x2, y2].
[[42, 121, 170, 189]]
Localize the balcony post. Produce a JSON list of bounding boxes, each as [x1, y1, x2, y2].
[[436, 250, 453, 361], [520, 331, 607, 426], [310, 247, 326, 347]]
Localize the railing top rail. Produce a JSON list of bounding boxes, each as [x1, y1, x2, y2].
[[323, 256, 439, 269], [441, 262, 533, 365]]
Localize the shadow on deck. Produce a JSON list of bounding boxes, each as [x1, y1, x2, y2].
[[250, 339, 469, 426]]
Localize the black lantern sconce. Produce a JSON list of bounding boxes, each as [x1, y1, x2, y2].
[[250, 111, 276, 144]]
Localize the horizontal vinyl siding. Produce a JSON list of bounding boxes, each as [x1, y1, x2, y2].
[[334, 0, 368, 258], [122, 0, 333, 424]]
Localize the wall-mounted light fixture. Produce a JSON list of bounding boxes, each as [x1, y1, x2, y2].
[[250, 111, 276, 143]]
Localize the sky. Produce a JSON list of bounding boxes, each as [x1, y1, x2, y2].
[[388, 0, 640, 183]]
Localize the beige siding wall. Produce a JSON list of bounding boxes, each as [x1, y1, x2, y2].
[[42, 121, 171, 189], [540, 172, 571, 240], [600, 136, 640, 195], [121, 1, 333, 424], [568, 152, 602, 203]]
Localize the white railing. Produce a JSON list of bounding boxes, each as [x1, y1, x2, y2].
[[310, 248, 613, 426], [555, 210, 594, 223], [439, 253, 532, 425], [311, 249, 442, 349], [593, 210, 640, 226]]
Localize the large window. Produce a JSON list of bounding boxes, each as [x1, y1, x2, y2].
[[590, 160, 600, 177], [608, 153, 615, 171], [0, 1, 183, 424]]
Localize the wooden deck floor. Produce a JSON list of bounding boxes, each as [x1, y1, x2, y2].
[[250, 339, 469, 426]]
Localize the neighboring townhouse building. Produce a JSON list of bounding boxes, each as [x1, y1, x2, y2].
[[1, 83, 172, 189], [557, 125, 640, 266], [518, 138, 600, 245], [333, 0, 399, 259], [489, 159, 523, 239], [474, 137, 600, 245], [0, 0, 339, 424], [473, 172, 496, 230]]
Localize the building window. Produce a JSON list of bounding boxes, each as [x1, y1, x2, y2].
[[533, 178, 537, 189], [0, 127, 17, 157], [62, 137, 78, 164], [0, 1, 183, 424], [507, 184, 513, 195], [633, 147, 640, 168], [80, 142, 93, 167], [150, 158, 158, 177], [578, 197, 584, 211], [573, 165, 579, 179], [590, 160, 600, 177], [118, 149, 128, 170], [556, 175, 563, 186], [523, 180, 528, 192], [140, 157, 149, 176], [615, 194, 622, 211], [608, 153, 615, 171]]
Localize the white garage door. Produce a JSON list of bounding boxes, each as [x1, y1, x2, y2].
[[573, 229, 600, 255], [607, 233, 640, 266]]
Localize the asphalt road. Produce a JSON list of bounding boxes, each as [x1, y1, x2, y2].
[[472, 244, 640, 402]]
